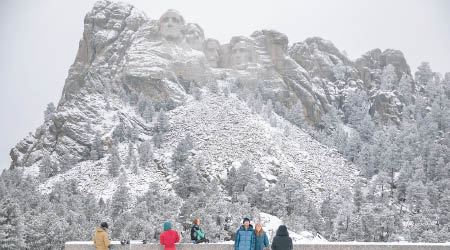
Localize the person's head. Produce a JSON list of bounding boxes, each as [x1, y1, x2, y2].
[[164, 221, 172, 231], [204, 38, 221, 67], [255, 223, 264, 236], [185, 23, 205, 50], [229, 37, 255, 69], [243, 218, 250, 227], [100, 222, 108, 230], [193, 218, 201, 226], [276, 225, 289, 237], [158, 9, 185, 42]]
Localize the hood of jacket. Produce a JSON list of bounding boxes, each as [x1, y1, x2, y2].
[[276, 225, 289, 237]]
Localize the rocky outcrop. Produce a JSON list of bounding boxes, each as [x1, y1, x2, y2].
[[369, 91, 403, 125], [61, 1, 146, 104], [289, 37, 358, 81], [355, 48, 411, 88]]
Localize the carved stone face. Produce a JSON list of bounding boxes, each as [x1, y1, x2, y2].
[[231, 41, 251, 68], [159, 10, 185, 41], [204, 39, 220, 67], [185, 23, 205, 50]]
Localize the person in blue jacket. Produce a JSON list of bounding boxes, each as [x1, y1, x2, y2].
[[235, 218, 255, 250], [254, 223, 269, 250]]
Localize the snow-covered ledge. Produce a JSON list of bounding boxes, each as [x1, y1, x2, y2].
[[65, 241, 450, 250]]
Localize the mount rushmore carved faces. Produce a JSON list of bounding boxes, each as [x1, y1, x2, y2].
[[185, 23, 205, 51], [204, 39, 221, 68], [230, 38, 255, 70], [158, 9, 185, 42]]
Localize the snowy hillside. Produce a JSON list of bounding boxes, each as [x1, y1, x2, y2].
[[33, 89, 356, 206]]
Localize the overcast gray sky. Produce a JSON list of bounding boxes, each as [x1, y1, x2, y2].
[[1, 0, 449, 171]]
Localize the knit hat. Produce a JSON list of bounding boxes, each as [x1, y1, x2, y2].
[[164, 221, 172, 231], [243, 218, 250, 223]]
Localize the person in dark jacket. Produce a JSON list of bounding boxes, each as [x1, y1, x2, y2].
[[254, 223, 269, 250], [235, 218, 255, 250], [191, 218, 209, 244], [271, 225, 292, 250]]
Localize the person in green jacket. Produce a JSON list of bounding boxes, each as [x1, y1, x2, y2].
[[191, 218, 209, 243], [254, 223, 269, 250]]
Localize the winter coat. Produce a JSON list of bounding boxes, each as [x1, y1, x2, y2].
[[255, 231, 269, 250], [93, 227, 110, 250], [271, 225, 292, 250], [191, 224, 205, 240], [235, 225, 255, 250], [160, 222, 180, 250]]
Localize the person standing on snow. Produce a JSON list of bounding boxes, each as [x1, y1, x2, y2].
[[235, 217, 255, 250], [94, 222, 111, 250], [160, 221, 180, 250], [271, 225, 293, 250], [254, 223, 269, 250]]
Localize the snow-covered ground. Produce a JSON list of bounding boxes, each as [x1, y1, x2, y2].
[[259, 212, 327, 243], [32, 89, 356, 206]]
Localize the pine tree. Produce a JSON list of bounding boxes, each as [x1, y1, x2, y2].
[[153, 133, 163, 149], [113, 121, 126, 142], [137, 93, 149, 116], [44, 102, 56, 122], [0, 198, 26, 249], [131, 153, 138, 174], [138, 140, 153, 169], [286, 102, 305, 128], [232, 160, 257, 194], [415, 62, 434, 87], [343, 89, 369, 126], [226, 166, 238, 196], [143, 104, 155, 123], [156, 110, 169, 134], [173, 164, 204, 199], [321, 193, 338, 238], [91, 132, 104, 160], [111, 175, 130, 217], [398, 73, 414, 104], [39, 153, 58, 179], [126, 142, 134, 168], [266, 184, 288, 217], [109, 145, 121, 177], [172, 135, 193, 169]]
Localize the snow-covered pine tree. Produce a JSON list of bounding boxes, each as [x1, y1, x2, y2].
[[0, 198, 26, 249]]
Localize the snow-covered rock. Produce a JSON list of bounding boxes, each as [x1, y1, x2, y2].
[[10, 0, 357, 206]]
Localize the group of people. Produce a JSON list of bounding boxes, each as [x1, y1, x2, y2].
[[235, 217, 293, 250], [93, 217, 293, 250]]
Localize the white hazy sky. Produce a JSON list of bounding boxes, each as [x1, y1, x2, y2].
[[0, 0, 449, 171]]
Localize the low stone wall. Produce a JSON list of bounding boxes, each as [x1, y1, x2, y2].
[[65, 242, 450, 250]]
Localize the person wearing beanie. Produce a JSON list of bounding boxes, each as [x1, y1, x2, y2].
[[160, 221, 180, 250], [94, 222, 111, 250], [235, 217, 255, 250]]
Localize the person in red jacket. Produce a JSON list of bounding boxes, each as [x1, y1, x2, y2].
[[160, 221, 180, 250]]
